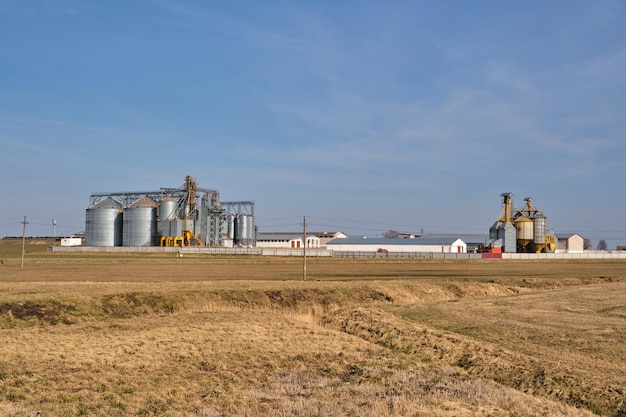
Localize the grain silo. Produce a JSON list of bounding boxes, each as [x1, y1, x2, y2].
[[489, 194, 556, 253], [490, 193, 517, 253], [234, 214, 255, 247], [225, 214, 236, 240], [123, 196, 158, 246], [85, 197, 123, 246], [514, 215, 534, 251], [86, 176, 255, 248], [158, 196, 180, 239]]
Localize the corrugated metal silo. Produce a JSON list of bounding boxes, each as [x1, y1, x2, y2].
[[235, 214, 255, 246], [158, 197, 179, 238], [160, 198, 178, 221], [514, 215, 534, 249], [85, 197, 123, 247], [225, 214, 236, 240], [533, 213, 546, 245], [123, 196, 158, 246]]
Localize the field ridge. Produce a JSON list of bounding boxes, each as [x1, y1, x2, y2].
[[1, 253, 625, 416], [323, 304, 626, 417]]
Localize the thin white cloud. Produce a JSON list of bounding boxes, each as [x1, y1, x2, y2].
[[150, 0, 314, 52], [0, 0, 80, 16]]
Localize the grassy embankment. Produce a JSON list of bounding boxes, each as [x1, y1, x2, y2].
[[1, 239, 625, 416]]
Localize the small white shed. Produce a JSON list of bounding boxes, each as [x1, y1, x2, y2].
[[61, 238, 83, 247], [555, 233, 584, 253]]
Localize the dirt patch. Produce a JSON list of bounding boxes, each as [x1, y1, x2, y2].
[[0, 293, 182, 325], [0, 300, 85, 325]]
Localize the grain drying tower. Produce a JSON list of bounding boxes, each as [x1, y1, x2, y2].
[[489, 193, 556, 253], [85, 176, 255, 247]]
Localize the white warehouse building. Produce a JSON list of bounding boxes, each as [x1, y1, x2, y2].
[[256, 231, 347, 249], [327, 237, 467, 253], [256, 233, 321, 249]]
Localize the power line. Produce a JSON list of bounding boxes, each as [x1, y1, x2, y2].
[[21, 216, 28, 268], [301, 216, 307, 281]]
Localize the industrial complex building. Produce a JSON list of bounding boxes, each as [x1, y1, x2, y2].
[[85, 176, 255, 248], [324, 193, 559, 255], [82, 181, 597, 257], [488, 193, 556, 253]]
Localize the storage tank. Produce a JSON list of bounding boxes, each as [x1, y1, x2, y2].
[[160, 197, 178, 221], [123, 197, 158, 246], [158, 197, 179, 238], [235, 214, 255, 246], [514, 215, 534, 250], [225, 214, 236, 240], [533, 213, 546, 245], [85, 197, 122, 247]]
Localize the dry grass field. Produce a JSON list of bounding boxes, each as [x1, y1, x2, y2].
[[1, 239, 626, 416]]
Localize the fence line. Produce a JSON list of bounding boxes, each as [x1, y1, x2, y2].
[[51, 246, 263, 255], [502, 252, 626, 260], [50, 246, 626, 259], [332, 251, 483, 260], [260, 248, 332, 257]]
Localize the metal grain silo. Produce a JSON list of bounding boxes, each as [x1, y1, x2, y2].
[[123, 196, 158, 246], [225, 214, 236, 240], [533, 213, 546, 245], [85, 197, 123, 247], [158, 197, 179, 238], [235, 214, 255, 246], [160, 197, 178, 221], [514, 215, 534, 250]]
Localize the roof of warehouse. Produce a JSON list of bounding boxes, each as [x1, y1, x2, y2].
[[327, 237, 464, 245], [258, 231, 341, 237], [555, 233, 583, 239], [421, 234, 489, 244], [257, 233, 320, 241]]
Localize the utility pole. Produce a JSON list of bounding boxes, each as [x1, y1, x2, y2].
[[21, 216, 28, 268], [301, 216, 307, 281]]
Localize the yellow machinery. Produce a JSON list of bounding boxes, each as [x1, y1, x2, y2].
[[159, 230, 203, 247], [534, 235, 556, 253]]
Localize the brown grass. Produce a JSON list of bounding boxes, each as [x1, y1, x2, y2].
[[1, 241, 625, 416]]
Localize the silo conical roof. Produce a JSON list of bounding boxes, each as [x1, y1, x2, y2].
[[128, 196, 158, 208], [89, 197, 122, 209]]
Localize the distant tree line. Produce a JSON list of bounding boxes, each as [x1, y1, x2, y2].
[[582, 238, 609, 251]]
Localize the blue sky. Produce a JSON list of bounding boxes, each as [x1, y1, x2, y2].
[[1, 0, 625, 247]]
